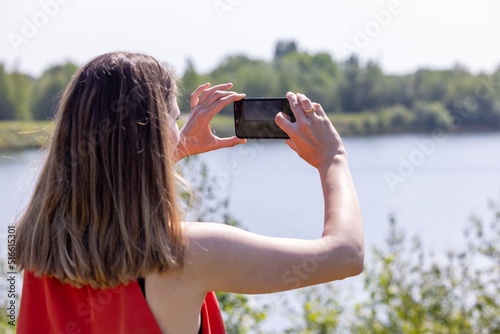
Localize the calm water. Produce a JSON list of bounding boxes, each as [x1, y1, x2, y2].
[[187, 132, 500, 255], [1, 132, 499, 330], [1, 133, 500, 255]]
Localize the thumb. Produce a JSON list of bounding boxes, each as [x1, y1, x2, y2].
[[275, 112, 292, 134], [217, 136, 247, 148]]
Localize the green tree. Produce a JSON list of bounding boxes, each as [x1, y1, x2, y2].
[[31, 62, 78, 120], [179, 58, 203, 112], [339, 55, 363, 112], [274, 40, 298, 60], [338, 57, 386, 112], [275, 51, 341, 112], [284, 284, 344, 334], [177, 40, 500, 133], [413, 69, 449, 102], [0, 64, 15, 120], [7, 71, 32, 120], [378, 105, 415, 132], [413, 100, 453, 130]]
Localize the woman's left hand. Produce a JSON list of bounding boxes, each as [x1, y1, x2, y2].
[[174, 83, 247, 162]]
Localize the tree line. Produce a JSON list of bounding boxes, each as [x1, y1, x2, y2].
[[2, 41, 500, 133], [0, 62, 78, 121]]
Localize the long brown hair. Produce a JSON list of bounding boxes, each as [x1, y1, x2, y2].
[[15, 52, 183, 289]]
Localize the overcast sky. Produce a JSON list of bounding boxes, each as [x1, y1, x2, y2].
[[1, 0, 499, 78]]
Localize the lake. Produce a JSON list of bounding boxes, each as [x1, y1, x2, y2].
[[2, 132, 500, 256], [185, 132, 500, 254], [190, 131, 500, 330], [1, 132, 499, 329]]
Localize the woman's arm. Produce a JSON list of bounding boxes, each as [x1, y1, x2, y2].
[[176, 92, 364, 294]]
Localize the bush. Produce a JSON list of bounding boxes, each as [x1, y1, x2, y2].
[[350, 206, 500, 333], [413, 101, 453, 131], [379, 105, 415, 132]]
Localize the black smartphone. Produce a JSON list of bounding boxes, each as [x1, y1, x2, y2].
[[233, 98, 296, 139]]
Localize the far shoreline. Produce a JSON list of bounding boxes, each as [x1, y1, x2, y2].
[[0, 119, 498, 152]]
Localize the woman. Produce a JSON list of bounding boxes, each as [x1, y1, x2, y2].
[[15, 51, 364, 333]]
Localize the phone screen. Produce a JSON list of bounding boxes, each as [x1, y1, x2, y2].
[[233, 98, 295, 139]]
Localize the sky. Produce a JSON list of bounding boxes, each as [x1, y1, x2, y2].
[[0, 0, 499, 78]]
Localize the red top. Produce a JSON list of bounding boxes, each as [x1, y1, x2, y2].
[[17, 271, 226, 334]]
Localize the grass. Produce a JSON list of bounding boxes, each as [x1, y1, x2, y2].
[[208, 113, 373, 137], [0, 121, 54, 151], [0, 112, 416, 151], [0, 118, 237, 151], [0, 117, 236, 151]]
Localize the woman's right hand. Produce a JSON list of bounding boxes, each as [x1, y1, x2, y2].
[[275, 92, 345, 170]]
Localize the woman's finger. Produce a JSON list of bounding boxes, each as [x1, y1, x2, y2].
[[197, 83, 233, 105], [275, 112, 294, 135], [311, 102, 326, 117], [296, 93, 319, 120], [198, 91, 245, 119], [296, 93, 312, 110], [286, 92, 307, 123], [216, 136, 247, 149], [191, 83, 211, 108]]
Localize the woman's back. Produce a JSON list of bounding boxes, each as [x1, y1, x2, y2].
[[15, 51, 364, 333]]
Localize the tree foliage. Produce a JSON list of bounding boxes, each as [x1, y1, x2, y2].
[[1, 41, 500, 133], [348, 206, 500, 333], [178, 41, 500, 133], [0, 65, 32, 121], [0, 65, 14, 120], [31, 63, 78, 120]]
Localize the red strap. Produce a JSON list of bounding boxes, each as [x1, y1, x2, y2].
[[201, 291, 226, 334], [18, 271, 226, 334]]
